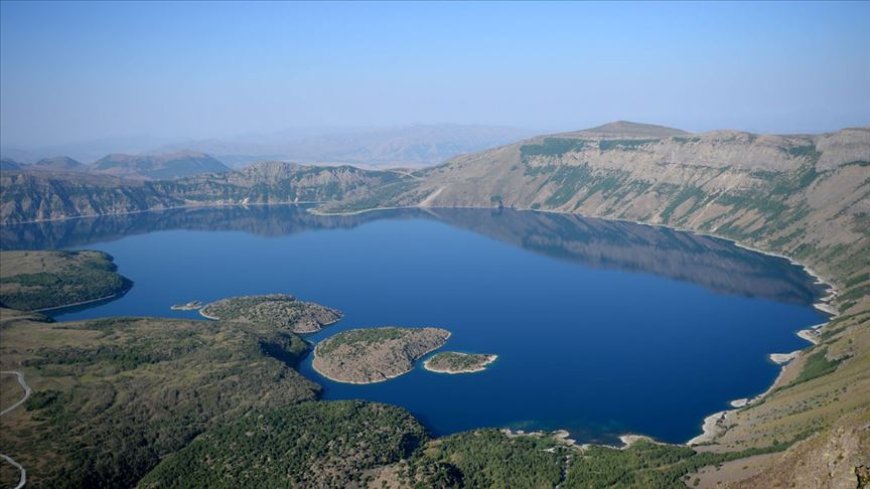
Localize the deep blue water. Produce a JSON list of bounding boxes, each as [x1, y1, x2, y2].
[[3, 206, 827, 444]]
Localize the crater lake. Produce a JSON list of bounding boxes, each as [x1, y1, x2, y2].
[[0, 205, 828, 444]]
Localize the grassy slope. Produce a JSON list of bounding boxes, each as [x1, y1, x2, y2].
[[0, 250, 132, 310], [139, 401, 427, 489], [0, 311, 319, 488]]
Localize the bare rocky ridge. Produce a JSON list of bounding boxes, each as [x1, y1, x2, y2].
[[200, 294, 342, 334], [352, 124, 868, 285], [313, 327, 451, 384], [0, 161, 413, 224]]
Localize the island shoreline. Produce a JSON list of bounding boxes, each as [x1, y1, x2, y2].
[[423, 353, 498, 374], [5, 202, 839, 450], [318, 203, 840, 449], [311, 330, 451, 385]]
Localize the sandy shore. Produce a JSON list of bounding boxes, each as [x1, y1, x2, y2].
[[769, 351, 800, 365], [687, 411, 728, 446], [797, 327, 822, 344], [171, 301, 202, 311], [729, 398, 749, 408], [198, 308, 220, 320]]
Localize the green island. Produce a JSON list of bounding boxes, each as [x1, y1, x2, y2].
[[0, 250, 131, 311], [424, 351, 498, 374], [199, 293, 342, 333], [313, 327, 451, 384]]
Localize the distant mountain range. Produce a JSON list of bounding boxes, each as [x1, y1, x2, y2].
[[90, 151, 230, 179], [150, 124, 535, 168], [1, 151, 230, 180], [1, 123, 535, 169], [4, 121, 866, 288]]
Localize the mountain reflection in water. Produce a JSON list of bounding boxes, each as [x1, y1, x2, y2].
[[1, 205, 824, 306]]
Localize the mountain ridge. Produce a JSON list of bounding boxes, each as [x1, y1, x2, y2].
[[90, 151, 231, 179]]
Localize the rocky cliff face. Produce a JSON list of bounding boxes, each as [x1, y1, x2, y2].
[[0, 171, 185, 224], [0, 161, 414, 224], [348, 122, 866, 489], [354, 123, 869, 286]]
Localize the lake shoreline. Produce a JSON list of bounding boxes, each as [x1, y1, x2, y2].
[[9, 202, 837, 451], [35, 290, 128, 313], [318, 203, 839, 448], [311, 330, 452, 385]]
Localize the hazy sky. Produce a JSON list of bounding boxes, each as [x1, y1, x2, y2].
[[2, 1, 869, 147]]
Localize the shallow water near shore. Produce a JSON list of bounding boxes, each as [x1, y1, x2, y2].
[[2, 205, 827, 445]]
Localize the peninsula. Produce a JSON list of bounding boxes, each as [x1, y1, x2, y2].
[[312, 327, 450, 384], [0, 250, 131, 311], [199, 294, 342, 334], [424, 351, 498, 374]]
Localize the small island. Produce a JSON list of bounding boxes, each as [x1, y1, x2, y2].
[[170, 300, 203, 311], [199, 294, 342, 334], [424, 351, 498, 374], [312, 327, 450, 384]]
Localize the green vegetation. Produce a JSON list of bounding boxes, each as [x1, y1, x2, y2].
[[541, 165, 593, 207], [200, 293, 342, 333], [407, 430, 565, 488], [425, 351, 497, 373], [0, 250, 131, 310], [400, 431, 799, 489], [0, 315, 319, 488], [785, 144, 821, 161], [313, 327, 451, 384], [597, 138, 659, 151], [316, 327, 408, 355], [520, 137, 659, 160], [140, 401, 427, 489], [791, 347, 848, 385], [658, 186, 707, 222], [520, 138, 588, 161], [328, 178, 419, 213], [562, 438, 796, 488]]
